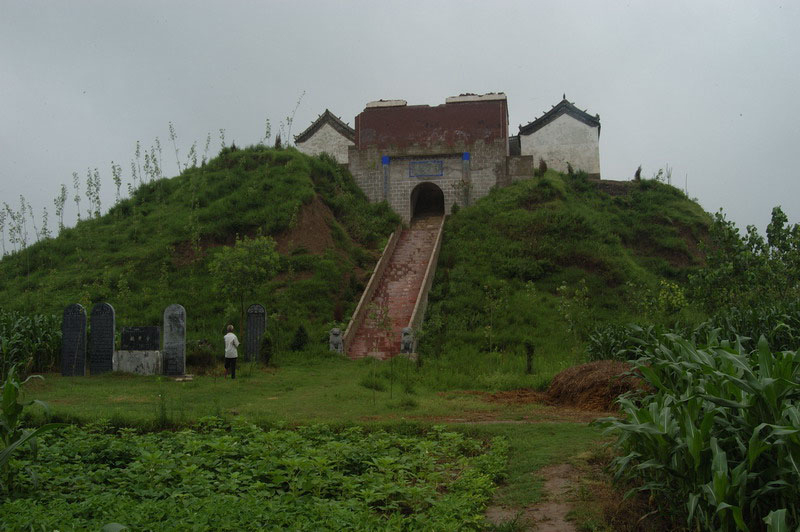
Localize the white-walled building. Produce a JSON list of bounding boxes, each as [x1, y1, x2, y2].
[[295, 94, 602, 222], [515, 97, 601, 178], [294, 110, 355, 164]]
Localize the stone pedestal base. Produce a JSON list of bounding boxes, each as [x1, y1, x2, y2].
[[113, 350, 162, 375]]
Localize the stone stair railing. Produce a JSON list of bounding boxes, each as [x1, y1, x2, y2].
[[341, 225, 402, 355], [404, 216, 446, 353]]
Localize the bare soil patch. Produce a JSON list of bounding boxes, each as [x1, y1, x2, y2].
[[593, 179, 632, 197], [486, 464, 578, 531], [274, 195, 336, 255]]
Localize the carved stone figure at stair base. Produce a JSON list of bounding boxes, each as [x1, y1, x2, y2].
[[401, 327, 414, 354], [329, 328, 343, 353]]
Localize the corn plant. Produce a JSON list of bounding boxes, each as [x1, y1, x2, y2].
[[597, 334, 800, 531], [1, 365, 64, 494], [0, 310, 61, 379]]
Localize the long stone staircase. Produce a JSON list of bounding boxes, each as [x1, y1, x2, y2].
[[347, 215, 442, 359]]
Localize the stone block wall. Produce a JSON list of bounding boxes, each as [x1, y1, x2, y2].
[[348, 139, 507, 223], [507, 155, 534, 183]]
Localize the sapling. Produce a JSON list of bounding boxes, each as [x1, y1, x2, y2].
[[85, 168, 93, 218], [150, 144, 162, 180], [3, 203, 17, 252], [263, 118, 272, 145], [284, 90, 306, 145], [143, 151, 153, 183], [84, 168, 101, 219], [20, 196, 36, 244], [17, 196, 28, 249], [72, 171, 81, 221], [154, 137, 163, 177], [111, 161, 122, 204], [186, 141, 197, 169], [92, 167, 101, 217], [53, 184, 67, 234], [129, 160, 138, 191], [169, 121, 182, 174], [39, 207, 50, 240], [0, 208, 6, 255], [134, 140, 143, 187], [201, 132, 211, 166]]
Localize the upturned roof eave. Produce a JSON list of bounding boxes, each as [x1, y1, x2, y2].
[[519, 99, 601, 136], [294, 109, 355, 143]]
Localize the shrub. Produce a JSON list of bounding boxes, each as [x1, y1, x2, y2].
[[359, 373, 385, 391], [186, 340, 216, 370], [289, 324, 309, 351], [259, 333, 274, 365], [536, 158, 548, 177]]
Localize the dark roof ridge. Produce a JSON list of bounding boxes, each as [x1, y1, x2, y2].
[[518, 97, 600, 136], [294, 109, 355, 143]]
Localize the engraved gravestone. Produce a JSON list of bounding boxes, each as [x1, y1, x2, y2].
[[61, 304, 87, 376], [163, 304, 186, 376], [89, 303, 115, 375], [246, 304, 266, 361], [121, 327, 161, 351]]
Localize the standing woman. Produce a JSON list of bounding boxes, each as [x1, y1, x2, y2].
[[224, 324, 240, 379]]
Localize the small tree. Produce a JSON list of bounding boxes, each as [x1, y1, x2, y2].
[[208, 234, 279, 332]]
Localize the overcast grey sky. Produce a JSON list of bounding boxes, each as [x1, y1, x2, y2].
[[2, 0, 799, 238]]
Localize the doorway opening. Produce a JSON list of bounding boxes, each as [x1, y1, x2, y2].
[[410, 182, 444, 220]]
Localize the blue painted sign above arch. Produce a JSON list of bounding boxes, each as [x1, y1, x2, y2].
[[409, 160, 443, 178]]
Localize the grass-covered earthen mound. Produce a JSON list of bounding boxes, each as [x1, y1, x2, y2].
[[418, 171, 710, 386], [0, 147, 400, 354]]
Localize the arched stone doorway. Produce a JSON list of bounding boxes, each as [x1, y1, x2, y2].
[[410, 182, 444, 220]]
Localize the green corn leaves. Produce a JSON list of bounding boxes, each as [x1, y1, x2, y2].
[[596, 334, 800, 530], [1, 366, 64, 493]]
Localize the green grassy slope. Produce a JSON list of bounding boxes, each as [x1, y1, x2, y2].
[[2, 153, 709, 387], [0, 146, 399, 354], [418, 171, 710, 387]]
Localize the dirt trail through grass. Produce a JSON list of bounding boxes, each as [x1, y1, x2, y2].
[[486, 462, 579, 531]]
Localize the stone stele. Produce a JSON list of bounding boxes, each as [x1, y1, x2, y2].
[[162, 304, 186, 376]]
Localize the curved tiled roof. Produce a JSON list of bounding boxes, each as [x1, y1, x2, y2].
[[519, 97, 600, 136], [294, 109, 355, 143]]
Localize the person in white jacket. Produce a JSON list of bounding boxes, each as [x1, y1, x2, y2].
[[223, 324, 240, 379]]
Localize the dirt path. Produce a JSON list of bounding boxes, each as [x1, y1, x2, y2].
[[486, 463, 578, 531]]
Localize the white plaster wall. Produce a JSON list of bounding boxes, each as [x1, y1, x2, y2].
[[520, 114, 600, 176], [296, 123, 354, 164]]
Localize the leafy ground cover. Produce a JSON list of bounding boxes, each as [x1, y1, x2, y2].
[[1, 420, 506, 530], [11, 354, 610, 530]]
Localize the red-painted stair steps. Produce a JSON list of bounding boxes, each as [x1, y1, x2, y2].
[[348, 216, 441, 360]]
